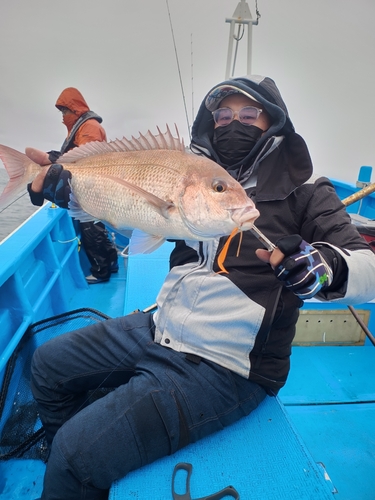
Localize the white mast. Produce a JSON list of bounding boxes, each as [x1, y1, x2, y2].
[[225, 0, 258, 79]]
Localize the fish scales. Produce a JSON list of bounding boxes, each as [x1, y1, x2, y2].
[[66, 150, 193, 234]]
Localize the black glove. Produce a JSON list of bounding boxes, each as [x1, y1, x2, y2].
[[47, 150, 62, 163], [27, 184, 45, 206], [42, 164, 72, 209], [274, 234, 333, 299]]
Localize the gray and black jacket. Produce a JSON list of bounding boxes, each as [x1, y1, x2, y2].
[[153, 75, 375, 394]]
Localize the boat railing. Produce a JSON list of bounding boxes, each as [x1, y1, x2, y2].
[[0, 203, 86, 378]]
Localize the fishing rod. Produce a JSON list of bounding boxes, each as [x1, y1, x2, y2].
[[341, 181, 375, 207], [347, 305, 375, 347]]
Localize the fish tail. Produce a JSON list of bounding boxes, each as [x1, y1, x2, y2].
[[0, 145, 40, 210]]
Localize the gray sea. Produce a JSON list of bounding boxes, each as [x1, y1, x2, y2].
[[0, 168, 38, 242]]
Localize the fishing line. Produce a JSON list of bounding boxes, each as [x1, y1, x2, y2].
[[165, 0, 191, 141], [232, 24, 245, 77], [0, 191, 29, 214], [191, 33, 195, 124]]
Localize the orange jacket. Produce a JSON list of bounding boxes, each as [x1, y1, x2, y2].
[[55, 87, 106, 146]]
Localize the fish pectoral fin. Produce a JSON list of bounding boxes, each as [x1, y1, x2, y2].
[[129, 229, 165, 254], [103, 175, 175, 219]]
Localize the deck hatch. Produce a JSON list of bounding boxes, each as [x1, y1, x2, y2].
[[294, 309, 369, 345]]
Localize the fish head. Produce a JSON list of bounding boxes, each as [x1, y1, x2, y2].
[[178, 157, 259, 239]]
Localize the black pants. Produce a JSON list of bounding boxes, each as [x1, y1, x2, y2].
[[80, 222, 118, 279], [30, 312, 266, 499]]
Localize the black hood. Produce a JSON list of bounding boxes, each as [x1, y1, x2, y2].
[[190, 75, 313, 192]]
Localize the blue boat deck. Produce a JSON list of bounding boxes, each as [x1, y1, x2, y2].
[[110, 395, 334, 500], [281, 345, 375, 500]]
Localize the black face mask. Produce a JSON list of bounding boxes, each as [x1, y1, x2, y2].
[[212, 120, 263, 167]]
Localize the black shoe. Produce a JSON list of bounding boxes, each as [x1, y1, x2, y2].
[[110, 261, 119, 273], [86, 275, 110, 284]]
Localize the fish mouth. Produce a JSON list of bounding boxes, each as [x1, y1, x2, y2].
[[178, 201, 259, 239], [231, 206, 260, 230]]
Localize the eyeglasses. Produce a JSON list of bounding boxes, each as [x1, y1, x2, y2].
[[212, 106, 263, 127]]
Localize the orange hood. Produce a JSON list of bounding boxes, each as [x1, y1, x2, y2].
[[55, 88, 90, 117]]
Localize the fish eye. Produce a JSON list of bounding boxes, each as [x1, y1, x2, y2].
[[212, 180, 227, 193]]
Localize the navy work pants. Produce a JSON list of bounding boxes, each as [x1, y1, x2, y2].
[[30, 312, 266, 500]]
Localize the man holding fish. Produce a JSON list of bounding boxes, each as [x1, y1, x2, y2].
[[22, 76, 375, 499]]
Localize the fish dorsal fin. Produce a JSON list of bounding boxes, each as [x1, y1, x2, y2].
[[59, 124, 185, 163]]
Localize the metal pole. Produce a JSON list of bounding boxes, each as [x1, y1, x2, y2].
[[225, 1, 256, 78], [225, 21, 236, 80], [247, 22, 253, 75]]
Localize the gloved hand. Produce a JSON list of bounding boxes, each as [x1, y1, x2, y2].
[[47, 150, 62, 163], [42, 164, 72, 209], [273, 234, 333, 299]]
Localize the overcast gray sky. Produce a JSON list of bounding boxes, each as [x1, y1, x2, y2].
[[0, 0, 374, 183]]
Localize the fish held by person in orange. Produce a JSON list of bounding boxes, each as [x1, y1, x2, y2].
[[0, 126, 259, 253]]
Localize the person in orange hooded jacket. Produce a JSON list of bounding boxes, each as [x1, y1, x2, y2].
[[27, 87, 118, 284]]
